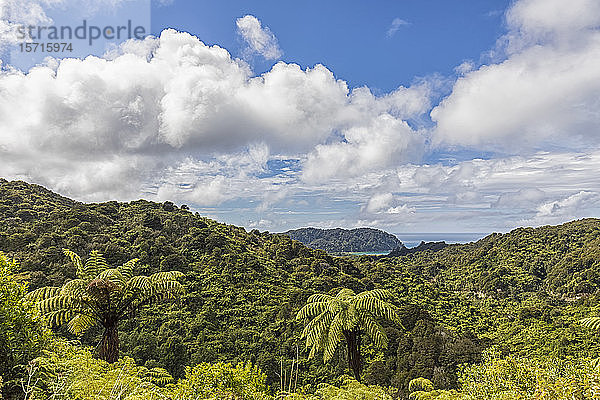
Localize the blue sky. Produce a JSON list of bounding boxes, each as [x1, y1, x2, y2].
[[151, 0, 510, 91], [1, 0, 600, 236]]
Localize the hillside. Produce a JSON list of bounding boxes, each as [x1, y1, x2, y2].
[[284, 227, 402, 253], [2, 179, 600, 398]]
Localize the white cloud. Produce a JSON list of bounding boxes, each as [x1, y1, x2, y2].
[[0, 28, 431, 204], [522, 191, 600, 226], [431, 0, 600, 152], [236, 15, 282, 60], [387, 17, 410, 37], [365, 193, 394, 213]]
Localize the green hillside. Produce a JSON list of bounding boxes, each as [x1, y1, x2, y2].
[[2, 178, 600, 399], [284, 227, 402, 253]]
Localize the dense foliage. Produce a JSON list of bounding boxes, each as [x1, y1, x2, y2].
[[2, 179, 600, 399], [0, 253, 50, 399], [285, 227, 402, 253]]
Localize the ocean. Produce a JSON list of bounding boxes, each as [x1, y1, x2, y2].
[[394, 232, 489, 248]]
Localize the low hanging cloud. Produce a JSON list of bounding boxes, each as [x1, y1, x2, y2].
[[236, 15, 283, 60]]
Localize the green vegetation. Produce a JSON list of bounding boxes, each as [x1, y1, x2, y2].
[[297, 288, 402, 381], [0, 252, 50, 399], [26, 250, 184, 362], [2, 179, 600, 399], [285, 227, 402, 253]]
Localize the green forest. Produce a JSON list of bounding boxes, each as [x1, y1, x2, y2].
[[284, 227, 402, 253], [3, 178, 600, 399]]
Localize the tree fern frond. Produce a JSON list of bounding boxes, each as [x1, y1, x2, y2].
[[25, 286, 61, 302], [581, 317, 600, 330], [63, 249, 84, 277], [149, 271, 184, 283], [324, 313, 345, 362], [306, 293, 335, 304], [355, 288, 392, 301], [85, 250, 109, 278], [355, 297, 402, 326], [144, 368, 174, 385], [128, 275, 152, 292], [297, 301, 330, 321], [67, 313, 97, 335], [335, 288, 355, 300], [118, 258, 138, 280], [303, 312, 333, 347], [60, 279, 88, 298], [97, 268, 126, 289], [37, 295, 78, 314], [360, 315, 387, 348], [45, 309, 76, 327]]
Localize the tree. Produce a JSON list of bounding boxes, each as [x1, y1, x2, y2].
[[26, 249, 184, 363], [296, 288, 402, 381]]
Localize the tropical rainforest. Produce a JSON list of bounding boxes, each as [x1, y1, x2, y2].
[[2, 178, 600, 399]]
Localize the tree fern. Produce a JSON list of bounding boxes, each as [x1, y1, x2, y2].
[[26, 249, 184, 363], [297, 287, 402, 381]]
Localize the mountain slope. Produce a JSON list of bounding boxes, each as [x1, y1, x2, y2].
[[284, 227, 402, 253], [2, 179, 600, 395]]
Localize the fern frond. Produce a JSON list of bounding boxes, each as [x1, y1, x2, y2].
[[323, 313, 345, 362], [149, 271, 184, 283], [45, 309, 75, 327], [355, 289, 392, 301], [360, 315, 387, 348], [25, 286, 61, 302], [117, 258, 138, 280], [97, 268, 126, 289], [37, 295, 78, 314], [63, 249, 84, 277], [67, 313, 97, 335], [355, 297, 402, 325], [306, 293, 335, 304], [144, 368, 174, 385], [581, 317, 600, 330], [128, 275, 152, 292], [60, 279, 88, 298], [297, 301, 330, 321], [85, 250, 109, 278]]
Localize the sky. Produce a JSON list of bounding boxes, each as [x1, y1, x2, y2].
[[0, 0, 600, 235]]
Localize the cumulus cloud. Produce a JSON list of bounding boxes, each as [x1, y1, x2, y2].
[[521, 191, 600, 226], [0, 28, 430, 204], [431, 0, 600, 152], [236, 15, 282, 60]]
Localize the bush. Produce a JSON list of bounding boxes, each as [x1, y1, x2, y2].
[[0, 252, 50, 398], [167, 361, 270, 400], [24, 340, 171, 399]]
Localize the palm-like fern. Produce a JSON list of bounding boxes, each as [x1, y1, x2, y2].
[[26, 249, 184, 363], [296, 288, 402, 381], [581, 317, 600, 368]]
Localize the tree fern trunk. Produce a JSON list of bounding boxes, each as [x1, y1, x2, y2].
[[99, 323, 119, 363], [344, 329, 362, 381]]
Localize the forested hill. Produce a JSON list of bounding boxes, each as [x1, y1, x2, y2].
[[2, 178, 600, 397], [284, 227, 402, 253]]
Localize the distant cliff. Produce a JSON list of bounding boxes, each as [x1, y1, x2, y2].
[[284, 227, 402, 253]]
